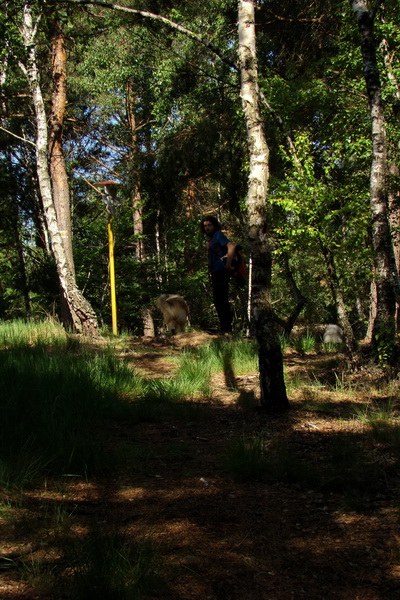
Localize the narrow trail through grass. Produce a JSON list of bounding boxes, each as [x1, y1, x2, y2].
[[0, 321, 399, 599]]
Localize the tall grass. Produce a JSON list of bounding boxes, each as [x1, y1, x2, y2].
[[0, 317, 69, 349], [175, 338, 258, 377], [2, 321, 247, 487], [0, 348, 144, 484], [291, 330, 317, 354], [0, 320, 148, 486], [355, 402, 400, 450]]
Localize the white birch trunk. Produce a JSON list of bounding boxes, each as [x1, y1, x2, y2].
[[238, 0, 288, 410], [351, 0, 396, 348], [20, 4, 98, 335]]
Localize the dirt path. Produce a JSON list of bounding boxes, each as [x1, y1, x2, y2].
[[1, 332, 399, 599]]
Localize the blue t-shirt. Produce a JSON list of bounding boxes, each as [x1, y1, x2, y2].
[[208, 231, 230, 273]]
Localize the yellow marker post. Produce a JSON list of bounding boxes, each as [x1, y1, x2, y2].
[[95, 180, 120, 336], [108, 214, 118, 336]]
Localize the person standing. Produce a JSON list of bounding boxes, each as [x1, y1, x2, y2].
[[201, 216, 236, 334]]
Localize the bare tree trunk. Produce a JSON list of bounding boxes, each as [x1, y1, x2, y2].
[[365, 274, 377, 343], [238, 0, 288, 411], [388, 163, 400, 331], [351, 0, 396, 350], [20, 4, 98, 335], [380, 27, 400, 331], [126, 80, 154, 336], [49, 21, 74, 273], [48, 19, 77, 327], [273, 252, 307, 337], [320, 244, 359, 356]]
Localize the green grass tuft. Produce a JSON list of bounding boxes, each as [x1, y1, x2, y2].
[[66, 531, 163, 600]]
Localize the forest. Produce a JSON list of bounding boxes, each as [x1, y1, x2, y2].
[[2, 0, 399, 355], [1, 2, 400, 597]]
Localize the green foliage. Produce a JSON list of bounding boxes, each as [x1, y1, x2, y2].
[[2, 0, 400, 337], [0, 320, 259, 488], [0, 320, 249, 487], [374, 330, 396, 367], [176, 338, 258, 377], [0, 317, 68, 349]]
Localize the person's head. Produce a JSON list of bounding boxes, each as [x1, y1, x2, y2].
[[200, 215, 221, 237]]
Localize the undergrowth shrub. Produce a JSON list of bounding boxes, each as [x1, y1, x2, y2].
[[290, 331, 317, 354]]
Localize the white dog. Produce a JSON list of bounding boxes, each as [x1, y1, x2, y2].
[[156, 294, 189, 334], [323, 324, 343, 344]]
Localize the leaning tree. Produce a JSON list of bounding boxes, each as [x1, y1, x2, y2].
[[18, 2, 98, 334]]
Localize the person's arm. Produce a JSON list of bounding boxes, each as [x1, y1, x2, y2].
[[224, 242, 236, 270]]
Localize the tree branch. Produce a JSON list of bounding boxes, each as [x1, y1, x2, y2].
[[63, 0, 237, 71], [0, 125, 36, 147], [64, 1, 302, 177]]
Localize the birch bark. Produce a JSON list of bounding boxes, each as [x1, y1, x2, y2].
[[350, 0, 396, 350], [20, 4, 98, 335], [238, 0, 289, 410]]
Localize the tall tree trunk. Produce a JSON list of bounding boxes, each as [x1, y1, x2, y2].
[[126, 80, 154, 336], [238, 0, 289, 411], [381, 30, 400, 330], [351, 0, 396, 351], [320, 244, 359, 356], [388, 163, 400, 331], [365, 274, 377, 343], [48, 19, 76, 327], [49, 20, 74, 273], [20, 4, 98, 336]]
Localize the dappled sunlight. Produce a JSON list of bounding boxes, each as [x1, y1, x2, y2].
[[1, 331, 399, 599]]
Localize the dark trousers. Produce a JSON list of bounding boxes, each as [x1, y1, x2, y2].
[[211, 270, 232, 333]]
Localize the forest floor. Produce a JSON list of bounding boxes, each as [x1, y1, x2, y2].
[[1, 331, 400, 600]]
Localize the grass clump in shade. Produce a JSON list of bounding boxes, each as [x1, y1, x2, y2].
[[320, 433, 385, 511], [222, 435, 269, 482], [355, 402, 400, 450], [65, 531, 163, 600], [135, 391, 210, 423], [131, 377, 211, 423], [0, 343, 144, 487], [223, 431, 383, 511], [291, 331, 317, 354], [222, 436, 315, 485]]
